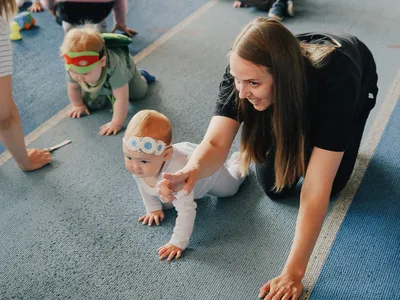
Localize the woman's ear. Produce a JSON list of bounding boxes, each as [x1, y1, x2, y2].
[[100, 55, 107, 67], [163, 147, 173, 161]]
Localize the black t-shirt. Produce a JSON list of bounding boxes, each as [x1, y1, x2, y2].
[[215, 33, 377, 152]]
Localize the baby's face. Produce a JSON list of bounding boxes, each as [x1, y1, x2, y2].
[[123, 144, 167, 178], [69, 63, 103, 85]]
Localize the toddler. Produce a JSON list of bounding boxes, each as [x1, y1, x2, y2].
[[123, 110, 246, 261], [60, 25, 155, 136]]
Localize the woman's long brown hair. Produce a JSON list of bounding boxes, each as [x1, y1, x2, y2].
[[232, 18, 337, 191], [0, 0, 17, 21]]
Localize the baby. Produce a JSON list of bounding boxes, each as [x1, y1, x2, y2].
[[123, 110, 246, 261], [60, 25, 155, 136]]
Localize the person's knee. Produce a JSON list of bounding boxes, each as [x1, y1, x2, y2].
[[0, 108, 14, 131], [265, 189, 286, 200], [258, 183, 281, 200]]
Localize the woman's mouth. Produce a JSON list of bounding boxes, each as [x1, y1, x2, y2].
[[247, 98, 260, 105]]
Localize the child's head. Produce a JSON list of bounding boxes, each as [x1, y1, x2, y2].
[[60, 24, 106, 85], [123, 110, 173, 178]]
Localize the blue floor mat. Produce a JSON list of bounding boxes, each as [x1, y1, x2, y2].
[[310, 98, 400, 299]]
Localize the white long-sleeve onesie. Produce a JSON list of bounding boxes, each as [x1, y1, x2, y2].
[[134, 142, 224, 250]]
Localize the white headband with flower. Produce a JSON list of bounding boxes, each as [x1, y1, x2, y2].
[[123, 136, 169, 155]]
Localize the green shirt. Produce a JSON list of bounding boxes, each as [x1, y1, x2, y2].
[[68, 47, 135, 98]]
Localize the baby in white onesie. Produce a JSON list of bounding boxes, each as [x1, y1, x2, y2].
[[122, 110, 246, 261]]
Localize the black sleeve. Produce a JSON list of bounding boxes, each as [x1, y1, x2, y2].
[[214, 65, 240, 121], [312, 52, 361, 152]]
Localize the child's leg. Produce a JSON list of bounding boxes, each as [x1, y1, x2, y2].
[[62, 21, 75, 33], [99, 19, 108, 33], [208, 152, 246, 198], [128, 67, 148, 101]]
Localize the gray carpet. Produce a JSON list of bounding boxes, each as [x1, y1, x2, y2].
[[1, 0, 399, 299]]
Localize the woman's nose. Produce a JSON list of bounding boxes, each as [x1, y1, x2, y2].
[[238, 84, 250, 99]]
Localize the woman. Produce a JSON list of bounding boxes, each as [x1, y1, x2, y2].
[[158, 18, 378, 299], [1, 0, 51, 171]]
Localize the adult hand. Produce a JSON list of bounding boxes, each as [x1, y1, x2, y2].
[[157, 165, 199, 202], [67, 104, 90, 119], [21, 149, 52, 171], [158, 243, 183, 262], [138, 210, 164, 226], [112, 23, 137, 37], [99, 121, 122, 136], [28, 2, 44, 12], [258, 272, 303, 300]]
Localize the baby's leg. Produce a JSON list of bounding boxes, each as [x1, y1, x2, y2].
[[62, 21, 75, 33], [99, 19, 108, 33], [128, 66, 148, 101], [208, 152, 246, 198]]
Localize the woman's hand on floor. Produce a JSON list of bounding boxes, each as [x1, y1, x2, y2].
[[138, 210, 164, 226], [158, 243, 183, 262], [258, 272, 303, 300]]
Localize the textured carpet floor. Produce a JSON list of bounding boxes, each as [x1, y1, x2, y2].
[[310, 97, 400, 300], [1, 0, 399, 299]]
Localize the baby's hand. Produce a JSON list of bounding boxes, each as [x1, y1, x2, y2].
[[158, 243, 183, 262], [28, 2, 44, 12], [138, 210, 164, 226], [67, 104, 90, 119], [99, 122, 122, 136], [233, 1, 242, 8]]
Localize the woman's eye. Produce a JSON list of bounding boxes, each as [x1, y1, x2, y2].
[[126, 156, 132, 160], [250, 82, 259, 87], [141, 161, 148, 164]]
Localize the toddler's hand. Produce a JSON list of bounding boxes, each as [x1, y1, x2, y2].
[[112, 23, 137, 37], [158, 243, 183, 262], [233, 1, 242, 8], [99, 122, 122, 136], [138, 210, 164, 226], [67, 104, 90, 119], [28, 2, 44, 12]]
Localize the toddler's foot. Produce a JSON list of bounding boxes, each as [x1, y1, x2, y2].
[[140, 69, 156, 84], [268, 0, 286, 20], [287, 0, 295, 17]]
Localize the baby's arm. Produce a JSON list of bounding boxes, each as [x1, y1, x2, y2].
[[158, 191, 197, 261], [136, 182, 164, 226], [99, 84, 129, 136], [67, 81, 90, 118]]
